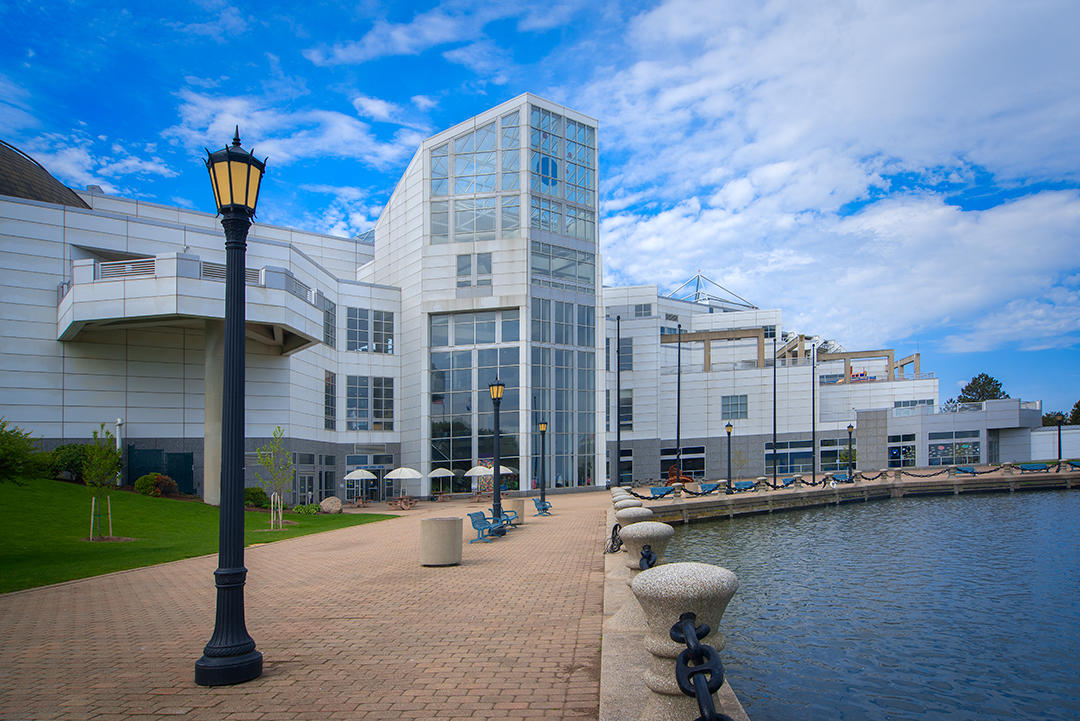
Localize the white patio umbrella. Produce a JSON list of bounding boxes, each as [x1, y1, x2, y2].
[[464, 465, 517, 476], [385, 466, 423, 496], [343, 468, 377, 480], [428, 467, 455, 494]]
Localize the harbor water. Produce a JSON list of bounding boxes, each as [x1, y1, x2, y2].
[[665, 490, 1080, 720]]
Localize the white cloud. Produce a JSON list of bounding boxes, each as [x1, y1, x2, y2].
[[164, 89, 416, 170], [172, 5, 247, 39], [580, 0, 1080, 353], [442, 40, 513, 85], [352, 95, 403, 123], [411, 95, 438, 111]]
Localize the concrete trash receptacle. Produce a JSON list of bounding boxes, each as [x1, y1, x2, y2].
[[503, 497, 526, 524], [420, 517, 463, 566]]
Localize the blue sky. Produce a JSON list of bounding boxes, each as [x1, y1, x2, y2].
[[3, 0, 1079, 413]]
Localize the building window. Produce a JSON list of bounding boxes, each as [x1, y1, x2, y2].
[[888, 433, 916, 467], [660, 446, 706, 480], [458, 254, 491, 291], [430, 143, 449, 197], [323, 302, 336, 348], [618, 447, 632, 484], [501, 195, 520, 236], [532, 298, 551, 343], [928, 431, 980, 465], [501, 111, 520, 192], [324, 371, 336, 430], [577, 304, 595, 347], [373, 377, 394, 431], [894, 399, 934, 408], [565, 206, 595, 241], [763, 325, 776, 339], [618, 337, 633, 371], [634, 303, 651, 318], [721, 394, 748, 419], [660, 326, 679, 338], [530, 195, 562, 234], [502, 309, 519, 342], [453, 122, 496, 194], [554, 301, 574, 345], [618, 389, 633, 430], [373, 311, 394, 354], [665, 313, 679, 322], [530, 241, 594, 291], [454, 198, 497, 242], [319, 470, 335, 501], [347, 307, 369, 351], [346, 376, 370, 431], [431, 200, 449, 243], [765, 440, 814, 474]]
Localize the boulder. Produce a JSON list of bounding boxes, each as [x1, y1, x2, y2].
[[319, 495, 343, 514]]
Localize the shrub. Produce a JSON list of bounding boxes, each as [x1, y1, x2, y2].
[[244, 486, 270, 508], [51, 444, 88, 482], [0, 418, 44, 483], [134, 473, 158, 495], [293, 503, 321, 515], [133, 472, 179, 497]]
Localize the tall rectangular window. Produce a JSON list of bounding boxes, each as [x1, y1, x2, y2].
[[576, 304, 595, 347], [346, 376, 370, 430], [430, 200, 449, 244], [554, 301, 574, 345], [501, 195, 520, 236], [347, 307, 369, 351], [373, 311, 394, 354], [618, 337, 633, 371], [324, 371, 336, 430], [457, 254, 472, 287], [323, 302, 336, 348], [502, 309, 519, 342], [530, 196, 562, 233], [618, 389, 633, 430], [373, 377, 394, 431], [532, 298, 551, 343], [634, 303, 652, 318], [722, 394, 748, 419], [501, 111, 520, 192], [430, 143, 449, 197]]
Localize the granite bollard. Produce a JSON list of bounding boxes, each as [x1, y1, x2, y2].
[[615, 506, 654, 527], [620, 521, 674, 575], [631, 562, 739, 721], [614, 498, 643, 511]]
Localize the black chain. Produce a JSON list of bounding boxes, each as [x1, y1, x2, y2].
[[640, 544, 657, 570], [669, 613, 735, 721], [605, 523, 623, 553], [626, 488, 674, 500], [901, 468, 949, 478]]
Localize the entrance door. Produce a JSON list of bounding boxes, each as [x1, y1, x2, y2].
[[296, 474, 315, 505]]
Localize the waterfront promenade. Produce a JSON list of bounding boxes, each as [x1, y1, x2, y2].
[[0, 492, 610, 721]]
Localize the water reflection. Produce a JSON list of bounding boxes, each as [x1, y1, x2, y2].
[[666, 491, 1080, 721]]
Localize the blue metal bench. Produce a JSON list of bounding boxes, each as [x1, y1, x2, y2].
[[649, 486, 675, 499], [780, 477, 798, 488], [490, 507, 519, 528], [1068, 460, 1080, 472], [831, 473, 854, 483], [698, 482, 719, 495], [532, 497, 552, 516], [1018, 463, 1050, 474], [732, 480, 757, 492], [467, 511, 507, 543], [955, 466, 977, 476]]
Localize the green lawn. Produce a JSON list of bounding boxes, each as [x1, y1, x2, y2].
[[0, 477, 395, 593]]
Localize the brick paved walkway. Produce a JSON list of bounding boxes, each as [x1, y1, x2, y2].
[[0, 492, 610, 720]]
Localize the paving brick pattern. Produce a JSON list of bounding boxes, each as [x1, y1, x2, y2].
[[0, 492, 611, 720]]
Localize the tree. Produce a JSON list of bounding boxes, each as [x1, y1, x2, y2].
[[1069, 400, 1080, 426], [956, 373, 1009, 403], [255, 426, 293, 529], [1043, 411, 1066, 426], [0, 418, 47, 484], [83, 424, 121, 540]]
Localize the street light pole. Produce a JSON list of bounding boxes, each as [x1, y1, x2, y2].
[[847, 423, 855, 480], [811, 343, 816, 486], [615, 315, 621, 486], [772, 335, 777, 487], [725, 421, 733, 494], [196, 128, 265, 687], [676, 323, 682, 479], [490, 381, 505, 522], [538, 420, 548, 506]]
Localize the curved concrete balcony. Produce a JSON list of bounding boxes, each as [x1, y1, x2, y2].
[[57, 253, 324, 354]]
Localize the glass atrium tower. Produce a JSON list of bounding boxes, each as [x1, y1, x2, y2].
[[361, 94, 604, 490]]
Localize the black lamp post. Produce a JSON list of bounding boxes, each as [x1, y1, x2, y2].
[[725, 421, 733, 494], [195, 128, 265, 686], [538, 420, 548, 506], [676, 323, 682, 478], [847, 423, 855, 480], [490, 380, 505, 522]]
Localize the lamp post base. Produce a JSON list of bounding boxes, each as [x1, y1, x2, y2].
[[195, 649, 263, 687]]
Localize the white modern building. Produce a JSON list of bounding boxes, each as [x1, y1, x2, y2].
[[1, 94, 1051, 501]]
